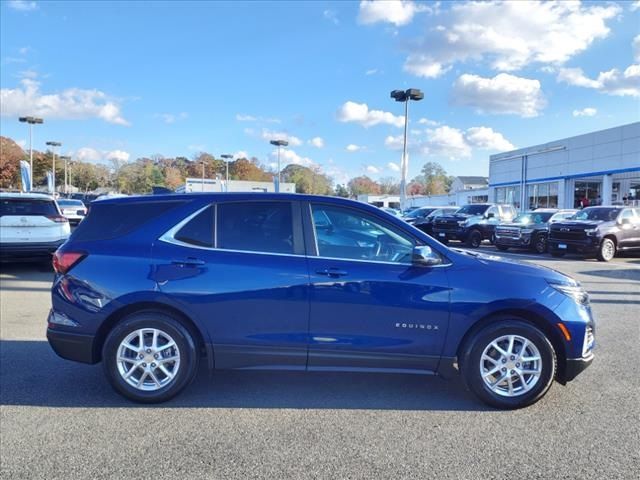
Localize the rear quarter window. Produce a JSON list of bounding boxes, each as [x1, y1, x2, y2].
[[0, 198, 58, 217], [71, 200, 187, 241]]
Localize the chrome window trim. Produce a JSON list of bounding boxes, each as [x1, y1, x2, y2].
[[158, 204, 213, 249]]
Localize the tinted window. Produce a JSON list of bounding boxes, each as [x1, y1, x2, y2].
[[72, 200, 187, 241], [0, 198, 58, 216], [217, 202, 294, 254], [311, 204, 414, 263], [58, 199, 84, 207], [406, 207, 436, 219], [574, 207, 621, 221], [457, 204, 489, 215], [175, 206, 214, 247]]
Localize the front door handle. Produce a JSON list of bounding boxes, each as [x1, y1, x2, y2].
[[171, 257, 205, 266], [316, 268, 348, 278]]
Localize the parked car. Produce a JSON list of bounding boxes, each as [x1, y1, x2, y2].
[[432, 203, 517, 248], [47, 193, 594, 409], [413, 206, 459, 236], [402, 206, 439, 225], [57, 199, 87, 225], [495, 209, 577, 254], [379, 207, 401, 217], [548, 206, 640, 261], [0, 192, 70, 262]]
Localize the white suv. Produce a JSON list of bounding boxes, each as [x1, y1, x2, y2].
[[0, 193, 70, 262]]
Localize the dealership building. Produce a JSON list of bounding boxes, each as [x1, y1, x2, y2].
[[489, 121, 640, 210]]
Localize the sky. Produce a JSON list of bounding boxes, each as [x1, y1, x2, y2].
[[1, 0, 639, 185]]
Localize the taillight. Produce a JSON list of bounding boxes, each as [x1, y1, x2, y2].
[[53, 251, 86, 274], [47, 215, 69, 223]]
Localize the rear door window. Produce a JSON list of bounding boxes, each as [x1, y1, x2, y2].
[[217, 202, 294, 254], [174, 206, 214, 247], [0, 199, 58, 216]]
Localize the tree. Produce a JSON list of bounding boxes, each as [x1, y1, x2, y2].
[[334, 184, 350, 197], [379, 176, 400, 195], [230, 158, 271, 181], [281, 164, 333, 194], [0, 137, 24, 189], [413, 161, 452, 195], [164, 166, 184, 190], [348, 176, 381, 196]]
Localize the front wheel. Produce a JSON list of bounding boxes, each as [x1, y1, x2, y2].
[[597, 238, 616, 262], [102, 312, 200, 403], [460, 320, 556, 409], [466, 230, 483, 248], [532, 234, 548, 254]]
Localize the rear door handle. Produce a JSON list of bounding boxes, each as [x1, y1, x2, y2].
[[171, 257, 205, 266], [316, 268, 348, 278]]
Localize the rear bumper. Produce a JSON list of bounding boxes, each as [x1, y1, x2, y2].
[[47, 328, 98, 364], [561, 353, 594, 383], [0, 240, 66, 259]]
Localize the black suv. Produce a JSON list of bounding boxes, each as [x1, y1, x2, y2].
[[548, 206, 640, 261], [413, 206, 459, 236], [432, 203, 517, 248], [495, 209, 577, 254]]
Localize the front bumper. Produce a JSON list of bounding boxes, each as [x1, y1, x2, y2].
[[561, 353, 594, 383], [548, 237, 600, 255], [0, 240, 66, 259], [433, 227, 468, 242], [47, 328, 98, 364], [495, 234, 532, 248]]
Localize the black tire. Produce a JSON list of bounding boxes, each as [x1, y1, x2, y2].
[[495, 244, 509, 251], [466, 229, 482, 248], [102, 311, 200, 403], [550, 250, 565, 258], [597, 238, 616, 262], [532, 234, 548, 254], [460, 319, 556, 409]]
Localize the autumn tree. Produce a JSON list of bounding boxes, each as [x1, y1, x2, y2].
[[348, 176, 381, 196], [0, 137, 24, 189], [379, 176, 400, 195], [411, 161, 453, 195], [334, 184, 350, 198]]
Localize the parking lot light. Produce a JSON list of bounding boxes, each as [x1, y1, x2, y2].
[[18, 116, 44, 191], [390, 89, 423, 212], [46, 141, 62, 194], [270, 140, 288, 193], [221, 154, 233, 191]]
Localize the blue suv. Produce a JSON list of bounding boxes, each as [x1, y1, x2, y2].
[[47, 194, 594, 409]]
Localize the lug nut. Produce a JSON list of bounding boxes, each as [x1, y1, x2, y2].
[[146, 349, 152, 354], [142, 363, 147, 367], [151, 363, 156, 368], [510, 356, 515, 360], [516, 363, 520, 368], [154, 354, 159, 359], [511, 370, 515, 374], [139, 354, 144, 359], [502, 359, 507, 363], [502, 367, 506, 372]]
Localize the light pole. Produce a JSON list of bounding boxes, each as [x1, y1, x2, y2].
[[60, 156, 71, 194], [199, 161, 206, 192], [390, 89, 423, 212], [270, 139, 288, 193], [221, 154, 233, 192], [18, 116, 44, 191], [46, 141, 61, 195]]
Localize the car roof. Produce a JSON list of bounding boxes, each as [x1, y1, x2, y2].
[[0, 192, 55, 200]]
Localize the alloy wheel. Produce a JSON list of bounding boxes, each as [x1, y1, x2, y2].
[[479, 334, 542, 397]]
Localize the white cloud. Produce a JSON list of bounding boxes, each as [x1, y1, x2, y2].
[[74, 148, 131, 165], [246, 128, 303, 147], [365, 68, 379, 76], [7, 1, 38, 11], [105, 150, 130, 163], [573, 107, 597, 117], [633, 35, 640, 63], [0, 78, 130, 125], [337, 101, 404, 128], [465, 127, 515, 151], [631, 1, 640, 12], [345, 144, 363, 152], [358, 0, 429, 27], [271, 148, 314, 167], [387, 162, 400, 172], [187, 144, 206, 152], [403, 1, 620, 78], [323, 9, 339, 25], [384, 135, 405, 150], [558, 65, 640, 97], [234, 151, 248, 159], [16, 139, 27, 148], [366, 165, 380, 174], [308, 137, 325, 148], [236, 113, 280, 123], [418, 117, 439, 126], [425, 126, 472, 159], [452, 73, 546, 117], [156, 112, 187, 124]]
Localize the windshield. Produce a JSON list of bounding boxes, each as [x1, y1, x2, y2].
[[406, 207, 436, 218], [573, 208, 620, 221], [456, 204, 489, 215], [0, 199, 58, 217], [513, 212, 554, 224], [58, 200, 84, 207]]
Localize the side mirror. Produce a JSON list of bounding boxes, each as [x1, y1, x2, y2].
[[486, 212, 495, 219], [412, 245, 442, 266]]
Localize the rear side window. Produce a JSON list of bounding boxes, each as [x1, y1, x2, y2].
[[174, 206, 214, 247], [0, 199, 58, 217], [72, 200, 187, 241], [217, 202, 293, 254]]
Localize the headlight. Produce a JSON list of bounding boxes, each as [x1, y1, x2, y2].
[[585, 228, 598, 236], [548, 281, 589, 306], [521, 228, 534, 234], [457, 220, 467, 226]]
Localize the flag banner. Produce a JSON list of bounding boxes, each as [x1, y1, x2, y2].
[[20, 160, 31, 192], [47, 171, 53, 193]]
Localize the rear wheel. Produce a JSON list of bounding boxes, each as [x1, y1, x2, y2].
[[597, 238, 616, 262], [533, 234, 548, 254], [102, 312, 200, 403], [466, 230, 483, 248], [460, 320, 556, 409]]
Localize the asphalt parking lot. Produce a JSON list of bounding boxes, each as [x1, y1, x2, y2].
[[1, 247, 639, 479]]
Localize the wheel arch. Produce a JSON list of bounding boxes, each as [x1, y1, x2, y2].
[[455, 308, 568, 383], [94, 301, 209, 365]]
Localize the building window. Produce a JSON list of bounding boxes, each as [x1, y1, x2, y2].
[[526, 182, 559, 209], [495, 186, 520, 208]]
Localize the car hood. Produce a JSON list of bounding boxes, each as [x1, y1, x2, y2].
[[436, 213, 478, 222], [497, 221, 544, 228], [550, 220, 609, 229], [450, 248, 577, 286]]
